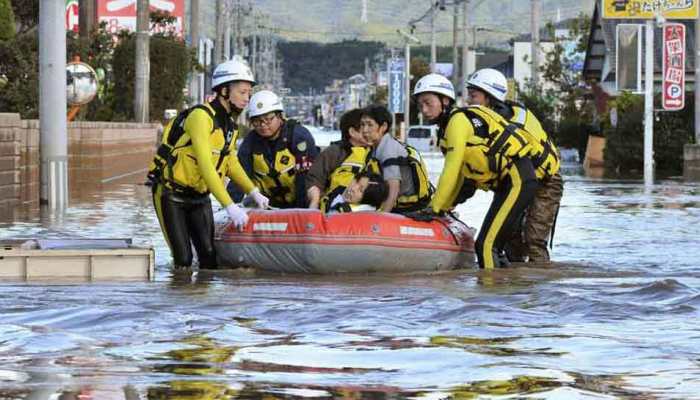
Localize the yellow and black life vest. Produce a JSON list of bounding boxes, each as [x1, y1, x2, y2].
[[320, 144, 371, 213], [366, 137, 433, 212], [250, 120, 300, 206], [148, 103, 236, 195], [437, 106, 533, 189], [507, 102, 560, 179], [440, 105, 561, 188]]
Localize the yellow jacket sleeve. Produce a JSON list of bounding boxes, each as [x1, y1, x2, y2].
[[226, 152, 256, 195], [431, 113, 472, 213], [184, 108, 234, 207]]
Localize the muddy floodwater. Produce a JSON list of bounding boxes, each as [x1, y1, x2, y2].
[[1, 158, 700, 399]]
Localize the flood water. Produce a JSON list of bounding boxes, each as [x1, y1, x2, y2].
[[1, 158, 700, 399]]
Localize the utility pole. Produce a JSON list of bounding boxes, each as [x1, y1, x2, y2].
[[398, 30, 420, 141], [134, 0, 149, 123], [214, 0, 224, 64], [272, 36, 279, 87], [643, 20, 654, 186], [78, 0, 95, 39], [189, 0, 200, 104], [461, 0, 469, 104], [430, 1, 437, 72], [224, 24, 231, 60], [696, 16, 700, 144], [252, 14, 258, 75], [236, 0, 245, 58], [39, 0, 68, 208], [530, 0, 541, 88], [452, 0, 459, 90]]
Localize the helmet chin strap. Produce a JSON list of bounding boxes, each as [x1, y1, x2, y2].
[[427, 99, 451, 125], [220, 88, 243, 115]]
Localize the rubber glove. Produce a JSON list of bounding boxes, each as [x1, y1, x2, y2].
[[247, 188, 270, 209], [225, 203, 249, 229]]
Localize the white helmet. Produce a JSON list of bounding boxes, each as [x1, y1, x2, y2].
[[467, 68, 508, 102], [248, 90, 284, 118], [211, 59, 256, 89], [413, 73, 455, 101]]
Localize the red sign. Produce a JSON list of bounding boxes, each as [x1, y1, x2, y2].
[[96, 0, 184, 37], [66, 0, 79, 32], [662, 23, 686, 111]]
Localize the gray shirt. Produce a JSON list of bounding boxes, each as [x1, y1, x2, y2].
[[374, 134, 416, 197]]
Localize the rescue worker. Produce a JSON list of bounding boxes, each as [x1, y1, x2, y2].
[[361, 105, 433, 214], [237, 90, 319, 208], [413, 73, 546, 269], [148, 59, 269, 269], [467, 68, 563, 263], [306, 108, 371, 212]]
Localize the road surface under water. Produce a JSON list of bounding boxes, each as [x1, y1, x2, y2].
[[1, 158, 699, 399]]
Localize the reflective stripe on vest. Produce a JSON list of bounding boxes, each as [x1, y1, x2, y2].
[[251, 122, 298, 205], [320, 146, 371, 213]]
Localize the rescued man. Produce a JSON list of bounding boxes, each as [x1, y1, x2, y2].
[[306, 108, 371, 212], [360, 105, 433, 214]]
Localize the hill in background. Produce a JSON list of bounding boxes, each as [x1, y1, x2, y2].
[[197, 0, 595, 46]]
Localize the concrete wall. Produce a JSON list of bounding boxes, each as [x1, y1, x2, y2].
[[684, 144, 700, 181], [67, 121, 158, 185], [0, 113, 158, 210]]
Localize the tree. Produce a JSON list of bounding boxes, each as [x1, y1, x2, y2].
[[519, 13, 594, 155], [111, 22, 195, 121], [0, 31, 39, 118], [0, 0, 16, 40], [278, 40, 385, 94], [10, 0, 38, 34]]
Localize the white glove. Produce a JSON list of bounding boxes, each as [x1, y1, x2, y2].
[[248, 188, 270, 209], [225, 203, 249, 229]]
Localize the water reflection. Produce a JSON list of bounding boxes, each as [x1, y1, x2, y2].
[[1, 168, 700, 398]]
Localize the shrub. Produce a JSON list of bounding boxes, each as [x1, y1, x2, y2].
[[602, 91, 694, 176], [0, 31, 39, 118], [112, 34, 194, 121], [0, 0, 16, 41]]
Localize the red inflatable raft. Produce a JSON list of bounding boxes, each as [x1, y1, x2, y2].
[[214, 209, 476, 274]]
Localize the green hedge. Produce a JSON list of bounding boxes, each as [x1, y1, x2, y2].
[[603, 91, 694, 176], [0, 0, 15, 41], [112, 34, 193, 121], [0, 31, 39, 118]]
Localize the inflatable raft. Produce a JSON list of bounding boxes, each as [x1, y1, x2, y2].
[[214, 209, 476, 274]]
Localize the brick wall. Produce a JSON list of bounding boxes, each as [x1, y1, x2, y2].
[[0, 114, 25, 209], [0, 113, 158, 210]]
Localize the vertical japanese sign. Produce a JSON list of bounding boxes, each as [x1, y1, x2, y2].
[[662, 23, 686, 111], [388, 58, 405, 114], [97, 0, 184, 37]]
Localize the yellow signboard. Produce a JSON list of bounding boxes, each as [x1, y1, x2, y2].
[[602, 0, 699, 19]]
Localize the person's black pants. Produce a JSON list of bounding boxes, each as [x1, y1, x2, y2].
[[475, 157, 538, 269], [152, 184, 217, 268]]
